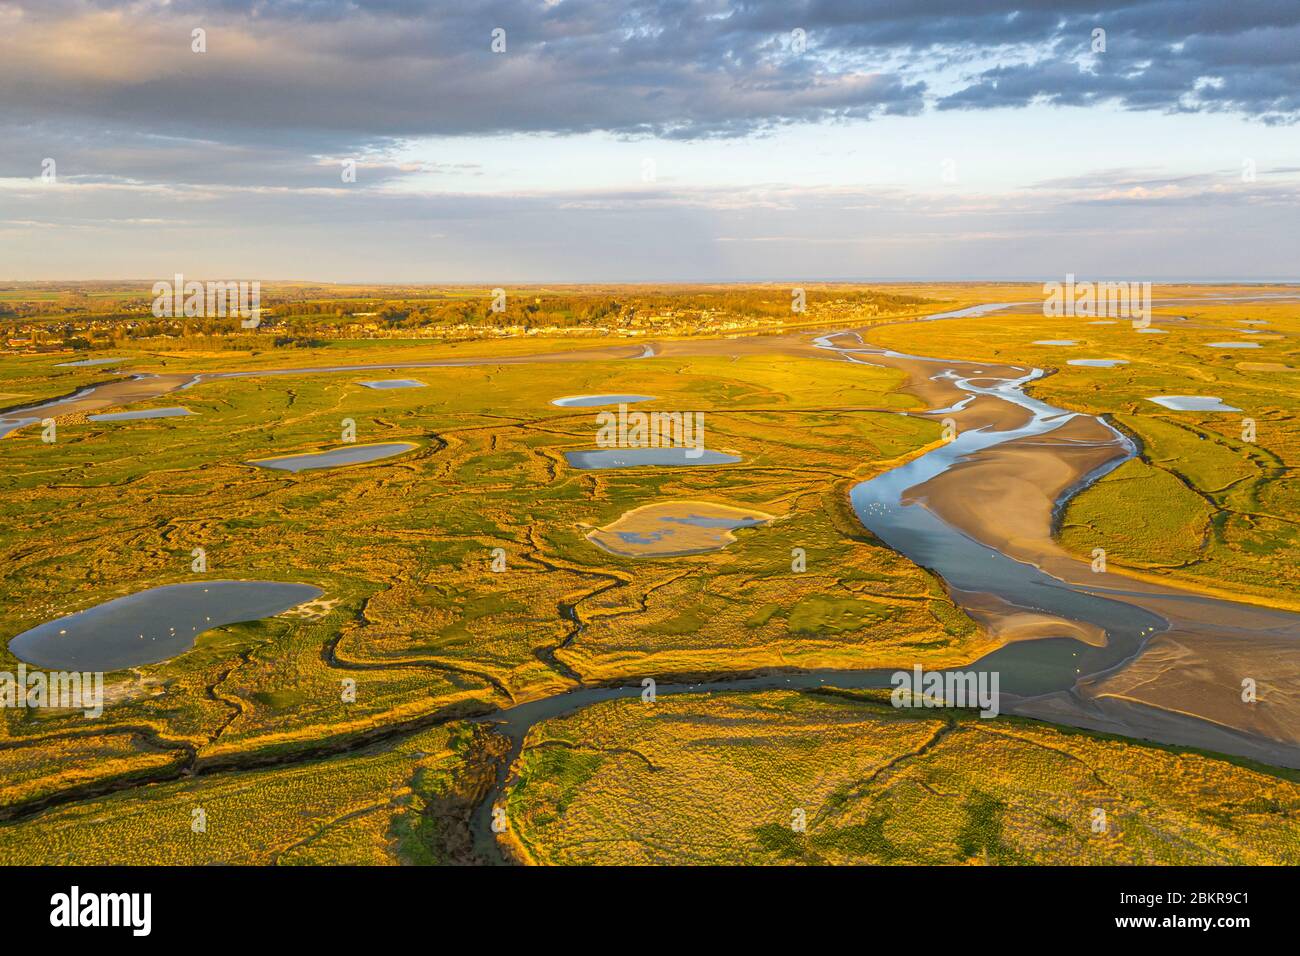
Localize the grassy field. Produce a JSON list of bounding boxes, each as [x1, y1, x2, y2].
[[2, 286, 1297, 865], [501, 688, 1300, 865], [0, 722, 506, 864], [0, 337, 987, 822], [10, 686, 1296, 866]]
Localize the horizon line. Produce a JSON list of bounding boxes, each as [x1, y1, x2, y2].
[[4, 277, 1300, 288]]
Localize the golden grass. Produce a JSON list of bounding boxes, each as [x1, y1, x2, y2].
[[504, 689, 1300, 865]]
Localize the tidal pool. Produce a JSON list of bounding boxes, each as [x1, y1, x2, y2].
[[89, 407, 195, 422], [1147, 396, 1242, 412], [7, 581, 324, 670], [248, 441, 418, 472], [1067, 359, 1129, 368], [564, 448, 740, 469], [585, 501, 773, 557], [359, 379, 427, 389], [0, 417, 40, 439], [1207, 342, 1261, 349], [1136, 328, 1168, 334], [1033, 340, 1077, 346], [551, 394, 655, 408], [55, 357, 125, 367]]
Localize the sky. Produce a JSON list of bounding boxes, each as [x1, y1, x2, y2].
[[1, 0, 1298, 282]]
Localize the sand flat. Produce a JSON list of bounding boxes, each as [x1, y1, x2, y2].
[[585, 501, 774, 557], [903, 413, 1127, 565]]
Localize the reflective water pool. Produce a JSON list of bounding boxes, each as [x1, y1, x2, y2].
[[248, 442, 418, 472], [8, 581, 324, 670]]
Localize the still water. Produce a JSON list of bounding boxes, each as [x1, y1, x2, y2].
[[8, 581, 323, 670]]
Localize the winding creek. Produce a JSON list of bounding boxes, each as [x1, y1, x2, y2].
[[3, 300, 1299, 862], [815, 327, 1170, 695], [465, 302, 1300, 862]]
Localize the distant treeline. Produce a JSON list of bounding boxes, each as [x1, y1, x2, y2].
[[277, 288, 931, 330], [3, 286, 934, 338]]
